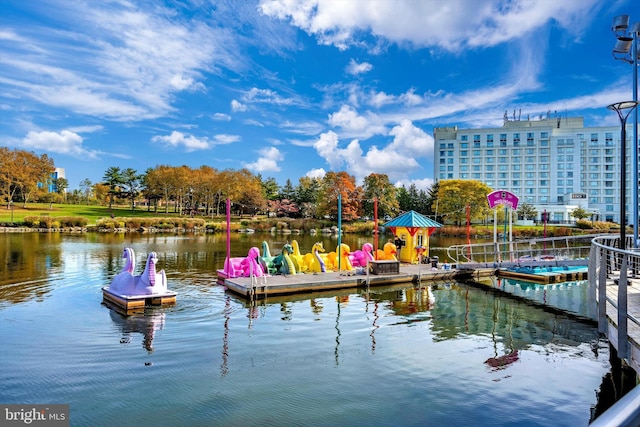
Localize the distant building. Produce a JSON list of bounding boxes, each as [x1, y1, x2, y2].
[[48, 168, 66, 193], [433, 114, 637, 224]]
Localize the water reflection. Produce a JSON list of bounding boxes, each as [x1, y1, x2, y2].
[[0, 234, 64, 305], [106, 303, 167, 353], [0, 232, 616, 426]]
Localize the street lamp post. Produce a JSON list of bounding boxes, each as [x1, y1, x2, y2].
[[607, 101, 639, 250], [612, 15, 640, 248]]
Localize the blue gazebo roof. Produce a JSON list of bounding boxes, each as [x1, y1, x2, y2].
[[383, 210, 442, 228]]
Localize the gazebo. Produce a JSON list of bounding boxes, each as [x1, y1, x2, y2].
[[382, 210, 442, 263]]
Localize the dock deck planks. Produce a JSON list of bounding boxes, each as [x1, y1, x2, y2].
[[220, 263, 496, 298]]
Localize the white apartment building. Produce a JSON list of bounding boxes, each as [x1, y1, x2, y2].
[[433, 114, 639, 224]]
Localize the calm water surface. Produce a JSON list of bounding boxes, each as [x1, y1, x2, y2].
[[0, 232, 611, 426]]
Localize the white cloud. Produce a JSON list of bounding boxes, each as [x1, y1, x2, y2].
[[242, 87, 298, 107], [243, 146, 283, 173], [306, 168, 326, 179], [259, 0, 600, 51], [231, 99, 247, 112], [313, 120, 432, 182], [22, 130, 100, 158], [346, 59, 372, 75], [151, 131, 210, 151], [313, 131, 362, 170], [327, 105, 386, 138], [388, 119, 433, 157], [1, 2, 242, 121], [170, 74, 195, 91], [213, 113, 231, 121], [395, 177, 435, 192], [213, 134, 241, 144]]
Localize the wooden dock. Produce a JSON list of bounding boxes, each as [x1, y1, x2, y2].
[[220, 264, 496, 298], [496, 268, 588, 284]]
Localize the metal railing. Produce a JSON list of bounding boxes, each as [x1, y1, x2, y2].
[[588, 236, 640, 427], [447, 234, 601, 264], [588, 235, 640, 359]]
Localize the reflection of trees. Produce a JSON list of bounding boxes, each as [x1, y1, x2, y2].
[[0, 233, 63, 305]]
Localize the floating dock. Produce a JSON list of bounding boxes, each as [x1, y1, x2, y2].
[[496, 267, 588, 284], [219, 263, 495, 298], [102, 287, 177, 311]]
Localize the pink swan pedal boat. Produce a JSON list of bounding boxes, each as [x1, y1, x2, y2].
[[102, 248, 177, 311]]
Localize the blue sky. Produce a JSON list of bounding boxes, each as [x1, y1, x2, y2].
[[1, 0, 637, 191]]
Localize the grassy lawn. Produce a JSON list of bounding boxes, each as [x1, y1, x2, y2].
[[0, 203, 190, 225]]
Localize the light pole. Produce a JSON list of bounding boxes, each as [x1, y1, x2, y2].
[[607, 101, 638, 250], [612, 15, 640, 248]]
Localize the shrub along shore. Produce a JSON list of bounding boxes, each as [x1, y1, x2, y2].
[[0, 203, 618, 237]]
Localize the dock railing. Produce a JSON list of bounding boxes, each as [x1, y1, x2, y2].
[[588, 235, 640, 427], [588, 235, 640, 360], [446, 234, 600, 265]]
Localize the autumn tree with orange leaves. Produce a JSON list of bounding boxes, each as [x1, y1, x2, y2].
[[0, 147, 55, 207], [316, 171, 363, 221]]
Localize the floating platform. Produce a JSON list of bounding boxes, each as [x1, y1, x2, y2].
[[219, 263, 496, 298], [102, 287, 177, 311], [496, 267, 588, 284]]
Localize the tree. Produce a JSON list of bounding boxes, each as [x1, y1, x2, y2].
[[279, 179, 296, 201], [317, 171, 362, 221], [436, 179, 492, 225], [53, 177, 68, 196], [516, 202, 537, 220], [79, 179, 93, 204], [261, 176, 280, 201], [424, 182, 439, 220], [0, 147, 18, 206], [570, 206, 591, 221], [102, 167, 123, 209], [120, 168, 141, 211], [396, 185, 411, 212], [12, 151, 55, 207], [93, 183, 110, 206], [362, 173, 398, 219], [295, 176, 320, 204]]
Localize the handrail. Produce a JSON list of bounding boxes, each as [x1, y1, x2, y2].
[[589, 235, 640, 360], [447, 234, 602, 264], [589, 384, 640, 427], [587, 236, 640, 427]]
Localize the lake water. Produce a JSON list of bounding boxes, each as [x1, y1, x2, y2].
[[0, 232, 614, 426]]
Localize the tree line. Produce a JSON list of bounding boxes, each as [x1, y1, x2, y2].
[[3, 146, 589, 224]]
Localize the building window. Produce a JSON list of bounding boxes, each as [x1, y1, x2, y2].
[[461, 135, 468, 141]]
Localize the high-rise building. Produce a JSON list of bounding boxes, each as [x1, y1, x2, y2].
[[433, 113, 638, 224]]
